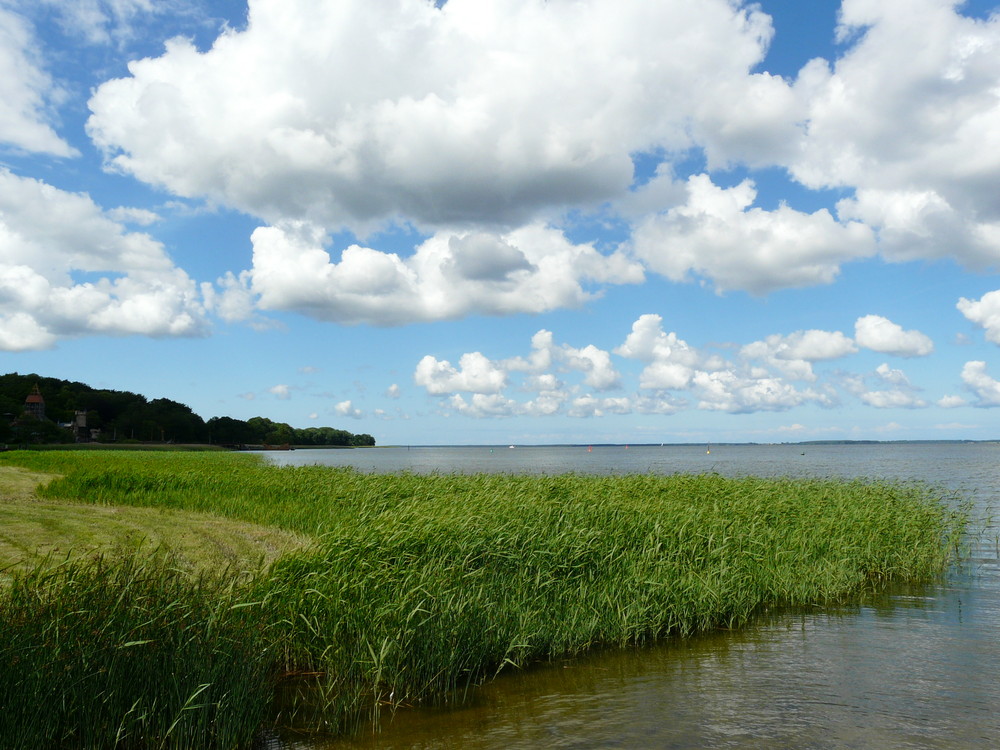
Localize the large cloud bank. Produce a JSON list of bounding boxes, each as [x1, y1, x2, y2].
[[2, 0, 1000, 345], [87, 0, 777, 229]]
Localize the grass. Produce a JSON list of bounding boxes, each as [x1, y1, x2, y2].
[[11, 443, 228, 451], [0, 450, 970, 748], [0, 465, 309, 581], [1, 554, 273, 749]]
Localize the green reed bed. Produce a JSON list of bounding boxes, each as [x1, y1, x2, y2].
[[0, 451, 969, 748], [0, 554, 272, 749]]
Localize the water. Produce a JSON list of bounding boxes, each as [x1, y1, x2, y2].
[[259, 443, 1000, 749]]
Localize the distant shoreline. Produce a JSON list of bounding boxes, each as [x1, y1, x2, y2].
[[377, 439, 1000, 448], [5, 439, 997, 453]]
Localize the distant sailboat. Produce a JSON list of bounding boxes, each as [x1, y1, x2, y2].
[[706, 444, 711, 454]]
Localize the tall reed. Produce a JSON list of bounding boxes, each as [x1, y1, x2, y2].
[[0, 552, 272, 749], [0, 450, 969, 746], [256, 472, 966, 724]]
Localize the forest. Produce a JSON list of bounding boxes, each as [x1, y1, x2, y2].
[[0, 372, 375, 447]]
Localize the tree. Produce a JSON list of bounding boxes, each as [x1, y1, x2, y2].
[[144, 398, 207, 443], [0, 373, 376, 447], [264, 422, 295, 446], [206, 416, 258, 444]]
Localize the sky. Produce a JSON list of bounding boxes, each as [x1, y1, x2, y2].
[[2, 0, 1000, 446]]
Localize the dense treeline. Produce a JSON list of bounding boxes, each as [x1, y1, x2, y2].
[[0, 372, 375, 446]]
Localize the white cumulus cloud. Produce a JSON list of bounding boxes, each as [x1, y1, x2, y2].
[[414, 352, 508, 395], [0, 169, 208, 350], [854, 314, 934, 357], [843, 362, 927, 409], [957, 290, 1000, 344], [240, 222, 641, 325], [789, 0, 1000, 269], [0, 6, 76, 156], [86, 0, 776, 232], [335, 400, 364, 419], [616, 314, 711, 390], [937, 394, 967, 408], [860, 390, 927, 409], [559, 344, 621, 391], [568, 395, 632, 418], [741, 329, 857, 381], [629, 175, 876, 294], [961, 360, 1000, 406], [447, 393, 519, 419], [415, 316, 856, 418], [690, 370, 829, 414]]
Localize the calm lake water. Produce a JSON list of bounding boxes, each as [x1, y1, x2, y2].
[[258, 443, 1000, 749]]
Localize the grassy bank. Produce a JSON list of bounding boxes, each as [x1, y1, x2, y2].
[[0, 465, 309, 580], [2, 442, 227, 451], [0, 451, 969, 748]]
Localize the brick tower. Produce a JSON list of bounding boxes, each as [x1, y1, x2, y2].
[[23, 384, 46, 420]]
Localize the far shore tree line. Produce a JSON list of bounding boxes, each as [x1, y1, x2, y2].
[[0, 372, 375, 447]]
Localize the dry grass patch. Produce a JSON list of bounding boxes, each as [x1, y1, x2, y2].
[[0, 465, 310, 577], [0, 466, 59, 501]]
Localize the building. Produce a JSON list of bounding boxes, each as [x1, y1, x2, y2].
[[23, 384, 46, 421], [70, 410, 99, 442]]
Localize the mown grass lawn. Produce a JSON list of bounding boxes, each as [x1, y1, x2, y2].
[[0, 464, 310, 579]]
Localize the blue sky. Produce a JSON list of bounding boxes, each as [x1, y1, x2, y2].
[[3, 0, 1000, 445]]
